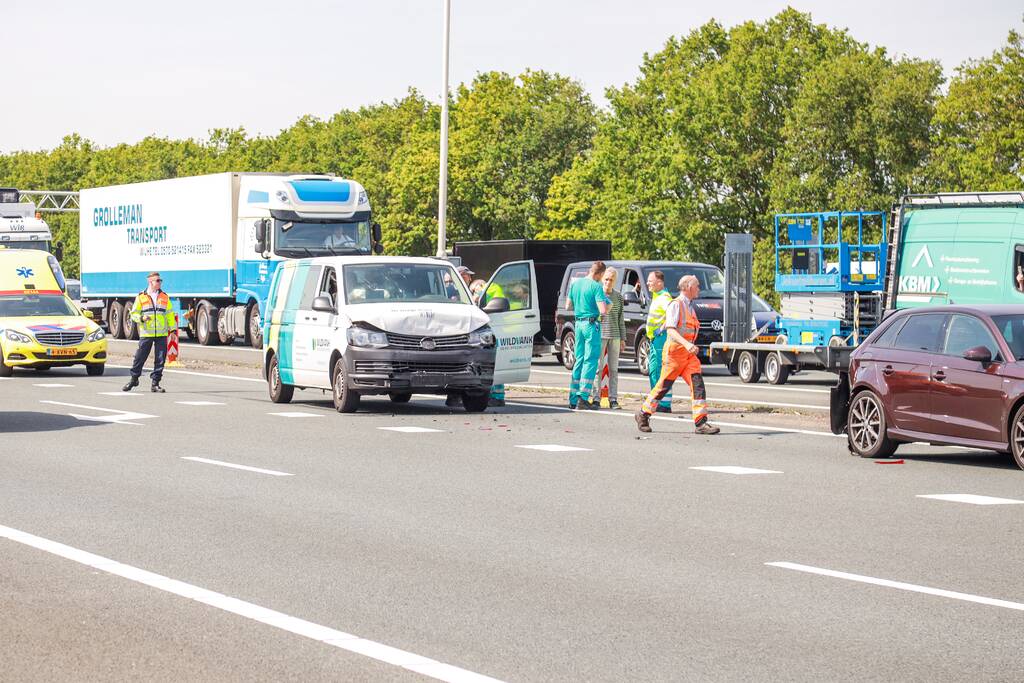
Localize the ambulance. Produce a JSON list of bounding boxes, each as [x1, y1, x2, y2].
[[263, 256, 539, 412], [0, 249, 107, 376]]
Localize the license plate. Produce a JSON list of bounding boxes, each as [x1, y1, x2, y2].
[[47, 348, 77, 357]]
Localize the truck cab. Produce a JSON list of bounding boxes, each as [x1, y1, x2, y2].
[[0, 188, 58, 255]]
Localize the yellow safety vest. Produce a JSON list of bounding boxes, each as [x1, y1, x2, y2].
[[130, 290, 176, 338]]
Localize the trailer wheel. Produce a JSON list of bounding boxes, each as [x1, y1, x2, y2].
[[196, 302, 220, 346], [727, 359, 739, 376], [764, 352, 790, 385], [560, 330, 576, 371], [737, 350, 761, 384], [108, 301, 125, 339], [123, 301, 139, 340], [247, 304, 263, 349]]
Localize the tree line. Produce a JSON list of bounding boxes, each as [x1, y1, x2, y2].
[[1, 9, 1021, 298]]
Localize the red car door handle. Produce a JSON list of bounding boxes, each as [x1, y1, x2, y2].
[[882, 365, 894, 375], [933, 370, 946, 381]]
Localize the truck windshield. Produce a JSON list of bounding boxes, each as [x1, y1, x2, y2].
[[0, 294, 77, 317], [0, 241, 51, 251], [275, 219, 370, 257], [645, 266, 726, 298], [343, 263, 472, 305]]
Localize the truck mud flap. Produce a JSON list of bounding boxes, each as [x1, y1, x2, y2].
[[829, 373, 850, 435]]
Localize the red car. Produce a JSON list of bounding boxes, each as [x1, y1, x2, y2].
[[838, 305, 1024, 469]]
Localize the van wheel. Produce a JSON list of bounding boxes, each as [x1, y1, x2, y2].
[[636, 336, 651, 376], [462, 392, 489, 413], [123, 301, 139, 340], [847, 390, 897, 458], [196, 303, 220, 346], [108, 301, 125, 339], [764, 352, 790, 385], [267, 355, 293, 404], [737, 351, 761, 383], [332, 357, 360, 413], [0, 347, 12, 377], [247, 304, 263, 349], [86, 363, 105, 377], [1009, 404, 1024, 471], [388, 392, 411, 404], [561, 330, 575, 371]]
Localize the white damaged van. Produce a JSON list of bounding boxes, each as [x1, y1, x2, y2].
[[262, 256, 539, 412]]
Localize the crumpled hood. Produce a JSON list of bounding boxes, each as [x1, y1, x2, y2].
[[345, 303, 490, 336]]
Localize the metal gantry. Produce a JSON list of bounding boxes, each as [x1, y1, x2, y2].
[[17, 190, 80, 213]]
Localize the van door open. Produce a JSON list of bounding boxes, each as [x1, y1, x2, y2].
[[482, 260, 540, 385]]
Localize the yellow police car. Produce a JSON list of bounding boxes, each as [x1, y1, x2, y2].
[[0, 249, 107, 376]]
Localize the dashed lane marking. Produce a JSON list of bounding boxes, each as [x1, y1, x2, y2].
[[181, 457, 293, 477], [378, 426, 444, 433], [32, 383, 74, 388], [690, 465, 783, 475], [98, 391, 139, 396], [766, 561, 1024, 612], [176, 401, 225, 406], [515, 444, 592, 452], [267, 411, 323, 418], [0, 524, 503, 683], [916, 494, 1024, 506]]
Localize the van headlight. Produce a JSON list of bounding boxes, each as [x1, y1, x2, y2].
[[4, 329, 31, 343], [347, 327, 388, 348], [87, 329, 106, 342], [468, 326, 495, 347]]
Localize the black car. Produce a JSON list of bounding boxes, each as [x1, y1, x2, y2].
[[553, 260, 729, 373]]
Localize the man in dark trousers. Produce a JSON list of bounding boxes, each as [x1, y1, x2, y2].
[[122, 272, 177, 393]]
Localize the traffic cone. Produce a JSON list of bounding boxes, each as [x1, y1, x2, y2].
[[167, 314, 181, 367], [599, 343, 610, 408]]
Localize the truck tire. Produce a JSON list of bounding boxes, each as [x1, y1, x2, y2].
[[196, 303, 220, 346], [247, 304, 263, 349], [764, 352, 790, 385], [636, 336, 651, 376], [217, 310, 234, 345], [267, 354, 293, 404], [0, 347, 13, 377], [462, 391, 489, 413], [560, 330, 575, 371], [737, 350, 761, 384], [108, 301, 125, 339], [331, 357, 360, 413], [123, 301, 139, 340]]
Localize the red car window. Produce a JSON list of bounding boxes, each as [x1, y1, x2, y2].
[[943, 315, 1001, 359], [893, 314, 947, 353]]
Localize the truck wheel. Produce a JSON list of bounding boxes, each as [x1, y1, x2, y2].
[[0, 347, 13, 377], [196, 303, 220, 346], [86, 363, 105, 377], [331, 357, 360, 413], [247, 304, 263, 349], [636, 336, 651, 376], [217, 311, 234, 345], [737, 351, 761, 383], [848, 390, 897, 458], [123, 301, 139, 340], [560, 330, 575, 371], [764, 352, 790, 385], [267, 354, 293, 404], [462, 392, 489, 413], [388, 392, 411, 404], [108, 301, 125, 339]]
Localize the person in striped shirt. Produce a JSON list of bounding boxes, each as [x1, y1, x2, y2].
[[599, 267, 626, 409], [645, 270, 674, 412]]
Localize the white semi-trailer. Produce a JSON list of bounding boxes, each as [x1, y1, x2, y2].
[[79, 173, 382, 347]]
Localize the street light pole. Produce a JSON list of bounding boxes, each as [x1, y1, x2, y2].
[[436, 0, 452, 258]]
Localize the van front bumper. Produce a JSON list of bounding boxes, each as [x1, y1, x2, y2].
[[2, 338, 107, 368], [344, 346, 496, 395]]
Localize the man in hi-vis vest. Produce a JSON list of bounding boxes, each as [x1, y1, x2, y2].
[[636, 274, 719, 435], [123, 272, 177, 393]]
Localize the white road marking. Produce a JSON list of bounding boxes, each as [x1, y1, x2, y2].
[[176, 400, 225, 406], [766, 561, 1024, 612], [107, 363, 264, 383], [0, 524, 502, 683], [378, 426, 444, 433], [99, 391, 139, 396], [916, 494, 1024, 506], [33, 383, 74, 388], [529, 368, 830, 394], [515, 444, 592, 452], [181, 457, 293, 477], [267, 411, 323, 418], [39, 400, 156, 425], [690, 465, 783, 475]]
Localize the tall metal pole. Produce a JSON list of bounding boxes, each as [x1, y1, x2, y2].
[[436, 0, 452, 258]]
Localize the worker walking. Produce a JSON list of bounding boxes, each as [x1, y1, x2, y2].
[[567, 261, 610, 409], [636, 275, 719, 435], [122, 272, 177, 393], [645, 270, 674, 412]]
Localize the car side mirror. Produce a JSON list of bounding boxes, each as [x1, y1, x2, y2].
[[482, 296, 510, 314], [623, 290, 640, 305], [963, 345, 992, 364], [82, 309, 94, 320], [254, 219, 268, 254], [312, 296, 335, 313]]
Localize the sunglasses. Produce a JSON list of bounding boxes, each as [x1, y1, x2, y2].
[[151, 278, 163, 283]]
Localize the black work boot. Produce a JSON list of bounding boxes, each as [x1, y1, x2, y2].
[[122, 377, 139, 392], [151, 382, 166, 393], [635, 410, 652, 433], [695, 421, 720, 435]]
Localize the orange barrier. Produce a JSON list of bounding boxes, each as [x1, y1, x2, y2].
[[598, 343, 610, 408], [167, 314, 181, 366]]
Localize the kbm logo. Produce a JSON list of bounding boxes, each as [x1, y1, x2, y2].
[[899, 275, 941, 293]]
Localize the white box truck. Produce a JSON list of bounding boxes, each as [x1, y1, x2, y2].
[[79, 173, 382, 347], [0, 188, 60, 256]]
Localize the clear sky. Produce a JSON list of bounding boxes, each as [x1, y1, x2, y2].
[[4, 0, 1021, 153]]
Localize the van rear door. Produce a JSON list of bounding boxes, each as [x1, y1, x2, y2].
[[483, 260, 540, 385]]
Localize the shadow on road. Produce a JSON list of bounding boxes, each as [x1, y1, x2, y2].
[[894, 449, 1019, 471], [0, 411, 99, 434]]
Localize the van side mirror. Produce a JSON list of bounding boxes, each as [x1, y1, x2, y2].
[[54, 242, 64, 261], [963, 345, 992, 364], [254, 219, 268, 254], [311, 296, 335, 313], [372, 222, 382, 242], [623, 290, 640, 305], [482, 297, 510, 314], [373, 242, 384, 255]]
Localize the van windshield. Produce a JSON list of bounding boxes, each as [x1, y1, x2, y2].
[[0, 294, 77, 317], [343, 263, 472, 305], [644, 266, 726, 298]]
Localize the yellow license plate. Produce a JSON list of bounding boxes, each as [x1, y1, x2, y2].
[[47, 348, 78, 357]]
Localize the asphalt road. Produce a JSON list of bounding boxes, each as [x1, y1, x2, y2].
[[2, 356, 1023, 681]]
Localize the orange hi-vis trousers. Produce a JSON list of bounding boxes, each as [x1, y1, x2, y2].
[[641, 348, 709, 426]]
